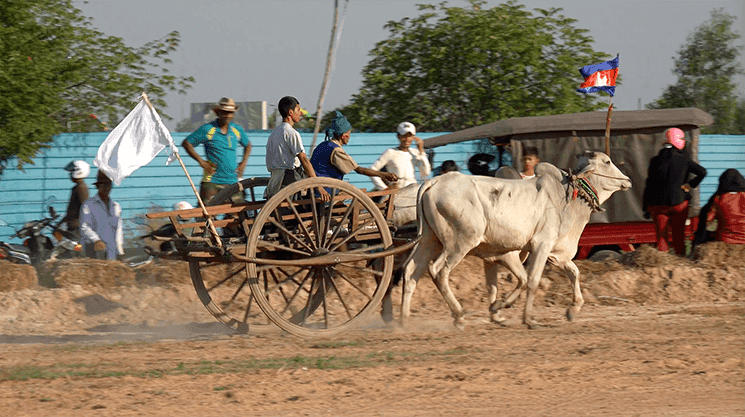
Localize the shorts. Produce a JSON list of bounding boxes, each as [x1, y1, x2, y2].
[[200, 182, 245, 205]]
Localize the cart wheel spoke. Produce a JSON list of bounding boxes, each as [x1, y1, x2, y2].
[[222, 277, 249, 310], [323, 197, 357, 249], [329, 217, 379, 252], [282, 196, 318, 251], [320, 188, 338, 248], [280, 268, 314, 316], [294, 270, 320, 326], [268, 269, 292, 305], [206, 265, 246, 292], [256, 238, 311, 257], [332, 267, 373, 300], [321, 269, 330, 327], [265, 216, 313, 254], [310, 189, 322, 247], [325, 268, 354, 320]]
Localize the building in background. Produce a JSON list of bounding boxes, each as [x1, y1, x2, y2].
[[188, 101, 268, 131]]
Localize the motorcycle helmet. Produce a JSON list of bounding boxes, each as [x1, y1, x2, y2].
[[664, 127, 686, 150], [174, 201, 193, 211], [64, 160, 90, 179], [467, 153, 495, 176]]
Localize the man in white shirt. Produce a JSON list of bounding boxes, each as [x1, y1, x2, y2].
[[80, 170, 123, 260], [370, 122, 431, 190], [264, 96, 329, 201]]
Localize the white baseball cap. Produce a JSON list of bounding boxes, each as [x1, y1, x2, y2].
[[396, 122, 416, 136]]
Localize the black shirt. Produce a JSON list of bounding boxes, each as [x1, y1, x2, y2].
[[642, 146, 706, 211]]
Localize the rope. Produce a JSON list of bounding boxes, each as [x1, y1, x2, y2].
[[567, 170, 604, 213]]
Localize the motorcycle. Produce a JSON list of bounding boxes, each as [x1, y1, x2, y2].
[[8, 197, 84, 266], [0, 219, 32, 265], [11, 205, 60, 267]]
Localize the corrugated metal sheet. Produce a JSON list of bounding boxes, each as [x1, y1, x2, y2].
[[698, 135, 745, 202], [0, 131, 466, 244]]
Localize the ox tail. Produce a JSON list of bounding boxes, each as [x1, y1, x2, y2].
[[394, 177, 440, 286]]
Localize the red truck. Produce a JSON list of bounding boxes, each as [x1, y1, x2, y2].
[[423, 108, 713, 260]]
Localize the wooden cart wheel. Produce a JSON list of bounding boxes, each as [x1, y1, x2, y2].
[[246, 177, 394, 338], [188, 177, 271, 334]]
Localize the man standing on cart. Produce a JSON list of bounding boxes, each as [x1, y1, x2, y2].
[[182, 97, 252, 204], [264, 96, 330, 201]]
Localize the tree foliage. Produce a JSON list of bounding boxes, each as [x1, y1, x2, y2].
[[326, 0, 612, 132], [646, 9, 743, 134], [0, 0, 194, 172]]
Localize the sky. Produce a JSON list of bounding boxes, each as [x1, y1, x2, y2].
[[74, 0, 745, 130]]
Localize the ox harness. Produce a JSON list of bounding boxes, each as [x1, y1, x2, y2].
[[567, 172, 603, 213]]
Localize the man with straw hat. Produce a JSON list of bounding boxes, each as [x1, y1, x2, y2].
[[182, 97, 252, 204]]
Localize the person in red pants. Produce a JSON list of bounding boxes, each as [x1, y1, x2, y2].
[[642, 127, 707, 255]]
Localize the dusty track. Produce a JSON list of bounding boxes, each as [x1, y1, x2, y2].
[[0, 244, 743, 416]]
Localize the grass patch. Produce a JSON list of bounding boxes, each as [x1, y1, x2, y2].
[[1, 348, 474, 382], [309, 340, 363, 349]]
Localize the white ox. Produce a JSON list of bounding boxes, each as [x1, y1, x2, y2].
[[400, 151, 632, 328]]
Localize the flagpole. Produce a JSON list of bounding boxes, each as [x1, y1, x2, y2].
[[604, 96, 613, 157], [141, 93, 223, 249]]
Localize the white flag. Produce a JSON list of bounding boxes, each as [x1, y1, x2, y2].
[[94, 98, 179, 185]]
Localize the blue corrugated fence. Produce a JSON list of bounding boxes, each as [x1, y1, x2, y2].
[[2, 133, 741, 244], [0, 131, 470, 244]]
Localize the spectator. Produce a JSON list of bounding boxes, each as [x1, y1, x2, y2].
[[310, 111, 398, 188], [264, 96, 329, 201], [642, 127, 707, 256], [59, 160, 90, 237], [80, 171, 123, 260], [182, 97, 252, 204], [370, 122, 431, 190], [520, 146, 540, 179], [694, 168, 745, 245], [436, 160, 460, 176]]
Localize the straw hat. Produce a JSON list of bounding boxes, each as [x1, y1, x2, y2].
[[213, 97, 239, 113]]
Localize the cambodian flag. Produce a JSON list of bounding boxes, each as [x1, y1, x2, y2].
[[577, 55, 619, 96]]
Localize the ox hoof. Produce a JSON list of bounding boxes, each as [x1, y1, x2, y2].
[[453, 317, 466, 331], [490, 313, 507, 324], [525, 320, 543, 330], [381, 312, 395, 324], [566, 306, 581, 322], [490, 300, 507, 313]]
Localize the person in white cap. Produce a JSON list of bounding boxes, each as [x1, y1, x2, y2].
[[59, 160, 90, 237], [369, 121, 431, 190]]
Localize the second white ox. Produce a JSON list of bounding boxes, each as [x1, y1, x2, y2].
[[400, 151, 632, 328]]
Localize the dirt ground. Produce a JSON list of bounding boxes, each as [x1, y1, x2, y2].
[[0, 243, 743, 416]]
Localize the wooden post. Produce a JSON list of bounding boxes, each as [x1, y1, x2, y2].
[[604, 96, 613, 156], [141, 93, 223, 248], [310, 0, 342, 153]]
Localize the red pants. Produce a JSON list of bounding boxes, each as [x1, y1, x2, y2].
[[648, 200, 689, 256]]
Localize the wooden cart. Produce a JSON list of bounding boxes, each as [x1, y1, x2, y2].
[[146, 177, 418, 338]]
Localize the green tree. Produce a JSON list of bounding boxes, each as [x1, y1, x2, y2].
[[327, 0, 612, 132], [0, 0, 194, 173], [646, 9, 743, 134]]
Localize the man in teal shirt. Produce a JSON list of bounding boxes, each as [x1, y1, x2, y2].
[[183, 97, 252, 203]]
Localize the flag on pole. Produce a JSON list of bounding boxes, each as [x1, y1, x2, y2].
[[94, 97, 179, 185], [577, 55, 619, 96]]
